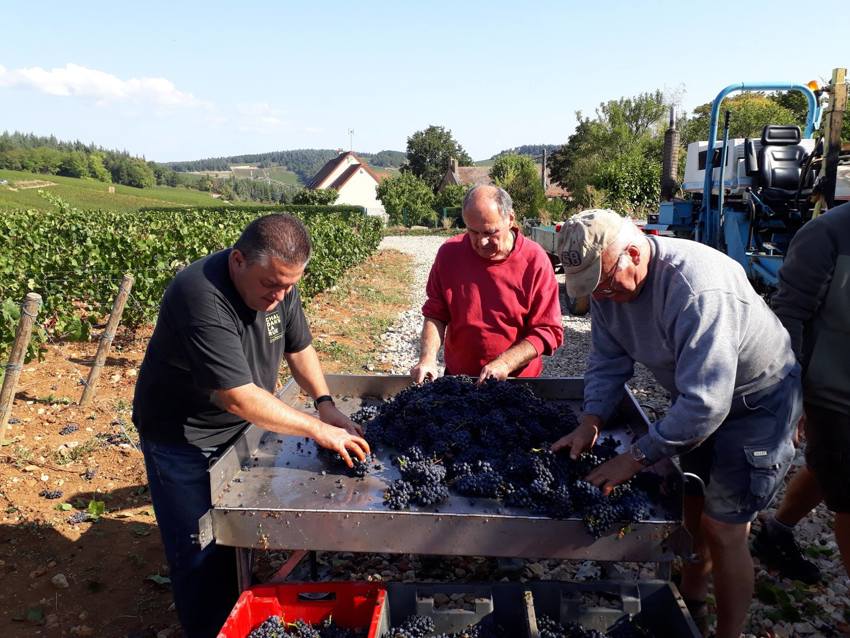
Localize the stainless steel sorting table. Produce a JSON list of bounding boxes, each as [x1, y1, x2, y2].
[[199, 375, 687, 587]]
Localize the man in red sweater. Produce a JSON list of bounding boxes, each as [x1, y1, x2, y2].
[[411, 185, 563, 383]]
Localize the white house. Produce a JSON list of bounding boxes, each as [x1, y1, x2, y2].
[[308, 151, 386, 217]]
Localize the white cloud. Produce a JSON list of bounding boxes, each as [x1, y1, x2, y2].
[[0, 62, 209, 108], [236, 102, 286, 133], [304, 126, 324, 134]]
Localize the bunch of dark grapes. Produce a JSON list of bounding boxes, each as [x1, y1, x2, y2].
[[59, 423, 79, 436], [582, 501, 625, 539], [286, 620, 321, 638], [246, 616, 364, 638], [384, 480, 415, 510], [537, 616, 609, 638], [453, 461, 502, 498], [327, 376, 660, 537], [317, 446, 374, 478], [68, 511, 90, 525], [39, 489, 63, 500], [385, 615, 435, 638], [248, 615, 287, 638], [570, 481, 604, 510]]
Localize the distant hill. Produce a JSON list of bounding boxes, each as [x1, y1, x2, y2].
[[165, 149, 407, 184], [477, 144, 561, 164]]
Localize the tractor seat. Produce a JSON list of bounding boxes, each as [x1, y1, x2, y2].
[[758, 125, 809, 204]]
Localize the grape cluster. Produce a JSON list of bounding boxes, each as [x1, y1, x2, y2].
[[385, 615, 435, 638], [59, 423, 79, 436], [353, 377, 659, 537], [68, 511, 90, 524], [39, 489, 63, 500], [317, 445, 374, 478], [246, 616, 364, 638], [384, 449, 449, 509]]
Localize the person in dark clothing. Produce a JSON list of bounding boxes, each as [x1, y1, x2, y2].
[[754, 200, 850, 582], [132, 214, 370, 638]]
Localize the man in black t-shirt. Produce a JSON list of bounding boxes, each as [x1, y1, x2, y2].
[[133, 214, 369, 638]]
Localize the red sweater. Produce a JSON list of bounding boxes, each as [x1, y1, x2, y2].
[[422, 231, 563, 377]]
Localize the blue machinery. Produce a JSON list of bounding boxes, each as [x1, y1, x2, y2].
[[649, 82, 823, 289]]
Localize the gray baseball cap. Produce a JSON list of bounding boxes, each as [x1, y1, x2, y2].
[[558, 209, 626, 299]]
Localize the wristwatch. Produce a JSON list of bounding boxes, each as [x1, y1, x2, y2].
[[629, 442, 652, 467], [313, 394, 335, 410]]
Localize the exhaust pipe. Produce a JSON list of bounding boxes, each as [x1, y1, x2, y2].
[[661, 106, 680, 201]]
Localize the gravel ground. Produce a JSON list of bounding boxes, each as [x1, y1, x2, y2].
[[312, 235, 850, 637]]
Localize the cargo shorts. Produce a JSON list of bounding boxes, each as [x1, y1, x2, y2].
[[804, 402, 850, 513], [680, 366, 802, 524]]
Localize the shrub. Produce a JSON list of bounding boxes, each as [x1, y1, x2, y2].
[[0, 202, 382, 354]]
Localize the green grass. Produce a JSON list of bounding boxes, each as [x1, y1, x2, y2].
[[0, 169, 226, 211], [260, 166, 302, 186]]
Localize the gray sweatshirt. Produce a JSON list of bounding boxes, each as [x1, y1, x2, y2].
[[584, 236, 796, 462]]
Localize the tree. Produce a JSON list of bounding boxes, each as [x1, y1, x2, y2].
[[489, 154, 545, 221], [548, 90, 668, 214], [680, 93, 797, 145], [58, 151, 90, 178], [405, 125, 472, 191], [376, 172, 436, 226], [292, 188, 338, 205], [116, 157, 156, 188], [87, 153, 111, 182], [433, 183, 468, 214]]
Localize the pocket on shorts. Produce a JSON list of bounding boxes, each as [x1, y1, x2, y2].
[[743, 444, 793, 508]]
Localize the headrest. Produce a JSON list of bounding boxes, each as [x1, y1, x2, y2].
[[761, 125, 802, 146]]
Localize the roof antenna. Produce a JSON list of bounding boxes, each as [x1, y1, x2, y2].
[[347, 128, 354, 152]]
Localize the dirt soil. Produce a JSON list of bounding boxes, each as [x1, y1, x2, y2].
[[0, 250, 412, 638]]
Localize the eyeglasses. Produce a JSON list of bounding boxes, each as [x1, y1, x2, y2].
[[596, 250, 627, 295]]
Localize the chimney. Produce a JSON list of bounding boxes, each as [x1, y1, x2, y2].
[[450, 157, 459, 173]]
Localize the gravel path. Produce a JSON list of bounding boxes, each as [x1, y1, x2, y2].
[[334, 236, 849, 637]]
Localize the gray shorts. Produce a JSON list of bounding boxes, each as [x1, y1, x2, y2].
[[680, 366, 802, 524]]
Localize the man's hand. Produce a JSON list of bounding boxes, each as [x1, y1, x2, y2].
[[411, 358, 439, 384], [312, 422, 371, 468], [317, 402, 363, 436], [586, 453, 644, 496], [551, 415, 602, 459], [478, 358, 511, 384]]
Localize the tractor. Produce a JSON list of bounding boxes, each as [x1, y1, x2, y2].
[[645, 68, 848, 293]]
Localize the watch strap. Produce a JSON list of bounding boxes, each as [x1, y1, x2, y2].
[[313, 394, 335, 410]]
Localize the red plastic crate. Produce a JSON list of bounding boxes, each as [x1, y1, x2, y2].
[[217, 582, 388, 638]]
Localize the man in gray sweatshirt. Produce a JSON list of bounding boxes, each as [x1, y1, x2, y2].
[[552, 209, 801, 638]]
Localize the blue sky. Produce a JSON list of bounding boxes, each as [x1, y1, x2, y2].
[[1, 0, 847, 163]]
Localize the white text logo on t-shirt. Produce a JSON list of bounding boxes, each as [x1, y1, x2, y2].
[[265, 313, 282, 343]]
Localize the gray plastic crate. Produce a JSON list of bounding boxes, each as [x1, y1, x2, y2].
[[383, 580, 701, 638]]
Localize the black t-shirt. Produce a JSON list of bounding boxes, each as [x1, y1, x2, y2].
[[132, 249, 312, 447]]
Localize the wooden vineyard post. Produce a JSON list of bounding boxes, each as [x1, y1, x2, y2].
[[80, 274, 134, 407], [0, 293, 42, 445]]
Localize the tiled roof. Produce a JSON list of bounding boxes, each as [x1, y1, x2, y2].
[[308, 151, 382, 190], [329, 164, 361, 190]]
